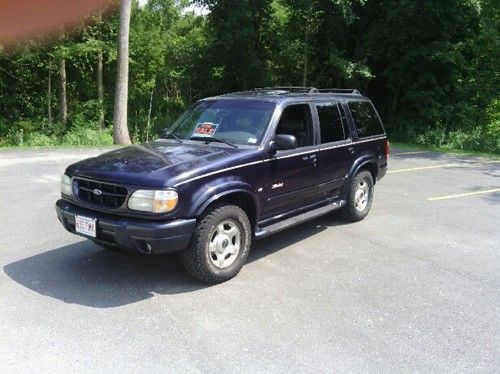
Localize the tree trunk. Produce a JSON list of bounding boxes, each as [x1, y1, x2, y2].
[[302, 31, 308, 87], [390, 85, 401, 123], [113, 0, 132, 145], [97, 48, 105, 129], [58, 58, 67, 125], [47, 69, 52, 127], [97, 12, 105, 130], [146, 80, 155, 141]]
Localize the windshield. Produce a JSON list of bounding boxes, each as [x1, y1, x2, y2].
[[167, 99, 276, 146]]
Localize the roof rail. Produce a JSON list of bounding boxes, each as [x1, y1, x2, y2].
[[253, 87, 361, 95], [316, 88, 361, 95], [256, 86, 319, 93]]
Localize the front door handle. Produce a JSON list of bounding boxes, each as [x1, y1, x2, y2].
[[302, 154, 317, 166], [302, 154, 316, 161]]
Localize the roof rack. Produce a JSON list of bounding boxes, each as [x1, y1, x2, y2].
[[256, 86, 319, 93], [253, 87, 361, 95], [317, 88, 361, 95]]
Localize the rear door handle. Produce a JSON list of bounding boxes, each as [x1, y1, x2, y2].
[[348, 146, 355, 155], [307, 154, 317, 166]]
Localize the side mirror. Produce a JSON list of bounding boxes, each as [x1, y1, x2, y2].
[[275, 134, 297, 150]]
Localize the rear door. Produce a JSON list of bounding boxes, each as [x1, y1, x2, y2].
[[314, 101, 354, 199], [346, 100, 387, 175]]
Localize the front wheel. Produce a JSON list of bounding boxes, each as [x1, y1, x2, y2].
[[181, 203, 252, 284], [341, 170, 374, 222]]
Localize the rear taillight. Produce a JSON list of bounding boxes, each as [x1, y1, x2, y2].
[[385, 140, 390, 157]]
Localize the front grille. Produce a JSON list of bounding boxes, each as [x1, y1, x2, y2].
[[74, 178, 128, 208]]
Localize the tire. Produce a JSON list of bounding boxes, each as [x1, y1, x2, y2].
[[181, 203, 252, 284], [341, 170, 374, 222]]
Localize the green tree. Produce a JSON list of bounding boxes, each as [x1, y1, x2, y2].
[[362, 0, 481, 134], [199, 0, 272, 91], [0, 0, 497, 153]]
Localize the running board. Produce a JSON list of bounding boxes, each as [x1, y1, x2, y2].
[[254, 200, 345, 239]]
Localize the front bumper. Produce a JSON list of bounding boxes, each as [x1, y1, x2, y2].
[[56, 199, 196, 254]]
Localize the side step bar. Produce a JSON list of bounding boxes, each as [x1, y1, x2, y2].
[[254, 200, 345, 239]]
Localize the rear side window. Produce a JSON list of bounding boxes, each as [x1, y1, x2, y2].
[[348, 101, 384, 138], [317, 103, 347, 143]]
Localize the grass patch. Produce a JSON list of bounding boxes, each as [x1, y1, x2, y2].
[[391, 141, 500, 159]]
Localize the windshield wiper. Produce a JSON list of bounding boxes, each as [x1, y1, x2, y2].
[[190, 136, 238, 148], [160, 131, 183, 143]]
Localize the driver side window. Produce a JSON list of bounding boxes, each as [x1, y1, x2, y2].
[[275, 104, 313, 148]]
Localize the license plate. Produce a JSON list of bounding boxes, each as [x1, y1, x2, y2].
[[75, 215, 97, 238]]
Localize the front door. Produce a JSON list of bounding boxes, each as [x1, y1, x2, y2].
[[259, 103, 322, 220]]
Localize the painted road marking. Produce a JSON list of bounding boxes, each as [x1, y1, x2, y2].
[[427, 188, 500, 201], [388, 161, 499, 174], [388, 164, 458, 174]]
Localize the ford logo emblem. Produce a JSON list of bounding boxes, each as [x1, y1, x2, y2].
[[92, 189, 102, 196]]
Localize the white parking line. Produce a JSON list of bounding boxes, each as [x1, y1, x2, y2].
[[388, 164, 458, 174], [389, 161, 499, 174], [427, 188, 500, 201]]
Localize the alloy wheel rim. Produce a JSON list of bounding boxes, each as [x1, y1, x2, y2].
[[354, 180, 369, 211], [209, 219, 241, 269]]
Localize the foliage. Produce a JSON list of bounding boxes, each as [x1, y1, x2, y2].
[[61, 127, 113, 146], [0, 0, 498, 153], [2, 121, 113, 147], [71, 100, 104, 129], [23, 133, 58, 147]]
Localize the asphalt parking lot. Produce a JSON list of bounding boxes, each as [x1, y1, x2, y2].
[[0, 147, 498, 373]]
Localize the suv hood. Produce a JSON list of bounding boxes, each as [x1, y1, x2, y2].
[[67, 140, 251, 187]]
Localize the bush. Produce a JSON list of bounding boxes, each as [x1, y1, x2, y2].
[[5, 128, 24, 146], [61, 127, 113, 146], [413, 125, 499, 154], [0, 118, 9, 138], [484, 99, 500, 150], [23, 133, 57, 147], [70, 100, 103, 129]]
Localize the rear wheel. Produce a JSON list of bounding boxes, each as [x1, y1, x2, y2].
[[181, 203, 252, 284], [341, 170, 374, 222]]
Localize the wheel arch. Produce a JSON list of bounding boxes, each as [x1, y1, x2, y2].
[[194, 189, 258, 232], [342, 156, 379, 198]]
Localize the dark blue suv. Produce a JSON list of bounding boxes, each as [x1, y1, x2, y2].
[[56, 87, 388, 283]]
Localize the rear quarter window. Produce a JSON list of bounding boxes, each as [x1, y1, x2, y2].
[[348, 101, 385, 138]]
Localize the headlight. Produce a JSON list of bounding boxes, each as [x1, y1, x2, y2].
[[61, 174, 72, 196], [128, 190, 178, 213]]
